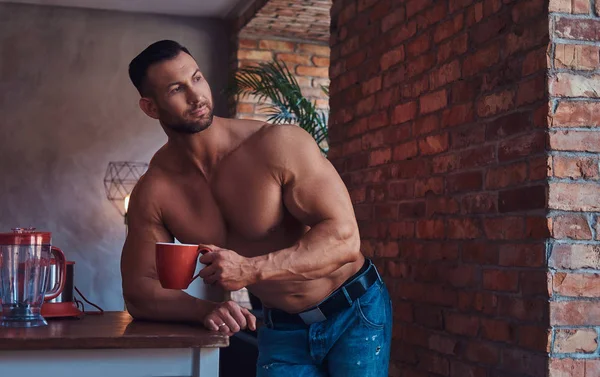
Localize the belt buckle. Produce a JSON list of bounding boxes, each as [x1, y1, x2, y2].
[[298, 307, 327, 325]]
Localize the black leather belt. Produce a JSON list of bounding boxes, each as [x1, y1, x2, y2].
[[263, 259, 382, 327]]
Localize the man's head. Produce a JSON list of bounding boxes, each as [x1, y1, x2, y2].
[[129, 40, 214, 134]]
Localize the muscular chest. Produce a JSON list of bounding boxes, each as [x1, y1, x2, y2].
[[161, 158, 285, 248]]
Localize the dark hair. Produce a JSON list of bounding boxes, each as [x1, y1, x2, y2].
[[128, 40, 192, 96]]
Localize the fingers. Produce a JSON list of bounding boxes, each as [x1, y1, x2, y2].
[[205, 301, 254, 335], [242, 307, 257, 331], [205, 318, 220, 332]]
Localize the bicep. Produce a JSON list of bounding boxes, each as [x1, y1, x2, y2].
[[279, 134, 356, 227], [120, 186, 172, 291]]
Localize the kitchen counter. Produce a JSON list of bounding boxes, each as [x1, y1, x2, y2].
[[0, 311, 228, 377]]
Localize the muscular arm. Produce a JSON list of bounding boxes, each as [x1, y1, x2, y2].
[[250, 126, 362, 281], [120, 175, 216, 323]]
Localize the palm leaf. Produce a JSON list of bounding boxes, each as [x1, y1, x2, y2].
[[226, 58, 329, 155]]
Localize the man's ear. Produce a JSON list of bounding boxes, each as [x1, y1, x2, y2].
[[139, 97, 159, 120]]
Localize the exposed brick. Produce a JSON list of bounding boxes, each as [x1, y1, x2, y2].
[[499, 185, 547, 213], [406, 0, 433, 18], [393, 141, 419, 161], [420, 90, 448, 114], [555, 44, 600, 70], [550, 0, 592, 14], [296, 66, 329, 77], [369, 148, 392, 166], [553, 272, 600, 297], [483, 269, 519, 292], [555, 17, 600, 41], [238, 39, 258, 49], [553, 155, 599, 179], [551, 73, 600, 97], [549, 243, 600, 269], [518, 325, 549, 352], [552, 101, 600, 128], [276, 53, 312, 65], [392, 101, 418, 125], [506, 17, 549, 56], [551, 301, 600, 325], [297, 43, 330, 56], [461, 193, 498, 214], [416, 219, 445, 239], [498, 131, 545, 162], [483, 217, 525, 240], [438, 33, 469, 63], [442, 103, 475, 128], [512, 0, 547, 23], [499, 243, 546, 267], [380, 47, 405, 71], [415, 177, 444, 197], [445, 312, 479, 336], [381, 7, 406, 33], [447, 171, 483, 193], [258, 39, 295, 51], [516, 74, 546, 106], [551, 215, 592, 240], [463, 43, 501, 77], [549, 182, 600, 211], [549, 358, 585, 377], [462, 241, 498, 264], [238, 49, 273, 60], [485, 162, 528, 189], [481, 318, 514, 342], [434, 13, 464, 43], [476, 90, 515, 118], [470, 12, 511, 46], [430, 60, 462, 89], [523, 46, 548, 76], [447, 218, 481, 239], [464, 340, 500, 364], [427, 197, 460, 216], [406, 32, 432, 59], [450, 124, 486, 149]]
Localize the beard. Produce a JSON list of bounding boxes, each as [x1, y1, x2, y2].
[[159, 102, 214, 134]]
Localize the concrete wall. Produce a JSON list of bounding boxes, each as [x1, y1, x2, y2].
[[0, 3, 230, 311]]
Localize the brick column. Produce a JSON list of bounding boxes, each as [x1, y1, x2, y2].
[[547, 0, 600, 375], [329, 0, 551, 376]]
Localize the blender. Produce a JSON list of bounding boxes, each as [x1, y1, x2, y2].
[[0, 227, 66, 327]]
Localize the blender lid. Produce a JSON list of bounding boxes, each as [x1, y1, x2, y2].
[[0, 228, 51, 245]]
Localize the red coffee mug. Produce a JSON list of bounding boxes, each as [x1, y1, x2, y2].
[[155, 243, 211, 289]]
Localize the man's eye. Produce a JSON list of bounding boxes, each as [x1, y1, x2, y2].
[[194, 76, 202, 82], [171, 86, 182, 93]]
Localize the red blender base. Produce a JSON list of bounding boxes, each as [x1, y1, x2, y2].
[[41, 302, 83, 318]]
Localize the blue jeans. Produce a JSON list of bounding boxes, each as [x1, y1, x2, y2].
[[256, 276, 392, 376]]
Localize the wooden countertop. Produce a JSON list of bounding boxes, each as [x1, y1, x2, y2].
[[0, 311, 229, 351]]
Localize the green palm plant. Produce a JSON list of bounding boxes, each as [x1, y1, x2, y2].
[[227, 59, 329, 155]]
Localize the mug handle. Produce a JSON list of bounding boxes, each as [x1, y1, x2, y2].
[[44, 246, 66, 301], [190, 247, 212, 283]]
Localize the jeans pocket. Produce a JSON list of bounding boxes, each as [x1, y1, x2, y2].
[[355, 283, 386, 329]]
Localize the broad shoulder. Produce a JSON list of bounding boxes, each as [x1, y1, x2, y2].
[[255, 124, 323, 163]]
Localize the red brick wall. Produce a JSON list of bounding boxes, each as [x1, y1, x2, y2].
[[547, 0, 600, 375], [329, 0, 551, 376], [234, 37, 330, 121]]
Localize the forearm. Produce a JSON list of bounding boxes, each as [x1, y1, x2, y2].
[[251, 220, 361, 282], [124, 277, 217, 323]]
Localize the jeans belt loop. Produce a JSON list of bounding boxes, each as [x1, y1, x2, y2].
[[373, 262, 382, 284], [341, 285, 353, 306]]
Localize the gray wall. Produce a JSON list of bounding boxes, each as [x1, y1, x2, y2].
[[0, 3, 231, 311]]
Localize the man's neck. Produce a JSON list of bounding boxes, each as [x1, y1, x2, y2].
[[164, 116, 232, 178]]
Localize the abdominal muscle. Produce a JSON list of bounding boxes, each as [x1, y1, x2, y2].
[[247, 262, 360, 313]]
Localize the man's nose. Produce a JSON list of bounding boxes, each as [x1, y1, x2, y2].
[[187, 87, 204, 104]]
